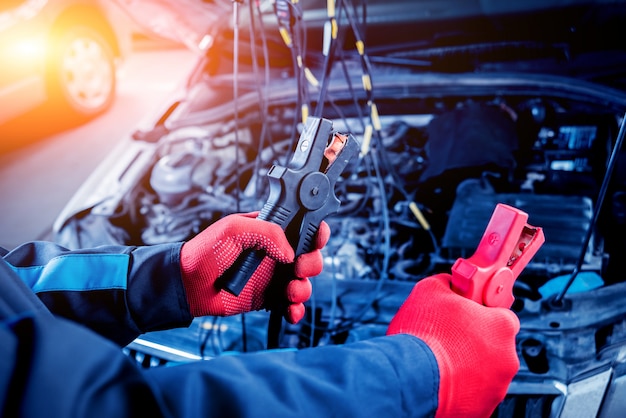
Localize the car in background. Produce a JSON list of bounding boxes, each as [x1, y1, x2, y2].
[[0, 0, 134, 126], [53, 1, 626, 416]]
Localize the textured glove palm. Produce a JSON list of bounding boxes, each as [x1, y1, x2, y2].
[[180, 213, 329, 323], [387, 273, 520, 418]]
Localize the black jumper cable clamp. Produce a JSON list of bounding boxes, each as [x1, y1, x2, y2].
[[216, 117, 360, 345], [450, 203, 545, 308]]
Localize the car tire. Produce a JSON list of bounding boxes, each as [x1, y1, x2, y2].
[[47, 25, 116, 121]]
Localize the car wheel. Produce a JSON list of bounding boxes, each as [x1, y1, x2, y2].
[[47, 25, 116, 120]]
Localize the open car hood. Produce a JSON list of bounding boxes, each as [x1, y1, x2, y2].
[[112, 0, 626, 83], [110, 0, 232, 52]]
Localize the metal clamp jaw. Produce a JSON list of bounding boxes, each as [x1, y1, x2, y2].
[[260, 117, 358, 256], [219, 117, 360, 296], [450, 203, 545, 308]]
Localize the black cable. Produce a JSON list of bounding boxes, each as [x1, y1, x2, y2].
[[289, 45, 303, 154], [199, 316, 222, 358], [241, 313, 248, 352], [313, 0, 345, 118], [279, 0, 310, 160], [309, 274, 316, 347], [342, 0, 412, 205], [232, 0, 242, 214], [232, 0, 247, 352], [289, 0, 310, 114], [554, 112, 626, 304], [249, 0, 277, 198], [342, 0, 392, 281], [198, 317, 211, 358], [299, 0, 396, 339], [339, 49, 366, 126]]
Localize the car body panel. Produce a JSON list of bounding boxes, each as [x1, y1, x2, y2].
[[0, 0, 134, 125]]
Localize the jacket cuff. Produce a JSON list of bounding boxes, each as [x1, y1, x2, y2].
[[127, 243, 193, 333]]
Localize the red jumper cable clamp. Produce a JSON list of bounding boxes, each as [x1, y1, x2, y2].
[[450, 203, 545, 308]]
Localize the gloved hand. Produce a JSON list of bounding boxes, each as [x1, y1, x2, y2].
[[180, 212, 330, 323], [386, 273, 520, 418]]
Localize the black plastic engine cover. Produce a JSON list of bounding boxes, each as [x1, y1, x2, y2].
[[441, 179, 597, 274]]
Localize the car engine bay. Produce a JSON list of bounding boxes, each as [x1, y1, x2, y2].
[[55, 77, 626, 414]]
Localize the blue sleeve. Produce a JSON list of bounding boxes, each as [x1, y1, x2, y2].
[[147, 334, 439, 418], [4, 315, 438, 417], [1, 252, 439, 418], [2, 241, 192, 345]]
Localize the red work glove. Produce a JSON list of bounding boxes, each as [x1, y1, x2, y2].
[[180, 212, 330, 323], [387, 273, 520, 418]]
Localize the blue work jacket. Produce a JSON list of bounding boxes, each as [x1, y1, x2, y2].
[[1, 241, 439, 417]]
